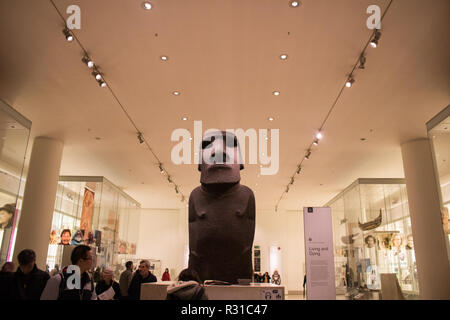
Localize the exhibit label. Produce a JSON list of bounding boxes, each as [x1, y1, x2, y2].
[[303, 207, 336, 300]]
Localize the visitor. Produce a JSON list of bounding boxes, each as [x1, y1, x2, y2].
[[95, 267, 121, 300], [7, 249, 49, 300], [271, 270, 281, 285], [162, 268, 171, 281], [50, 264, 60, 277], [40, 245, 97, 300], [119, 261, 134, 299], [1, 261, 15, 273], [166, 268, 208, 300], [263, 271, 271, 283], [128, 260, 156, 300]]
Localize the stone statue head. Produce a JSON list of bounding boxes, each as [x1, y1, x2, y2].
[[198, 131, 244, 184]]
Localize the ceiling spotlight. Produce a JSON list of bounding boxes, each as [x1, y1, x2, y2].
[[286, 185, 290, 193], [290, 1, 301, 7], [82, 56, 94, 68], [370, 30, 381, 48], [313, 139, 319, 146], [92, 71, 102, 81], [175, 186, 179, 194], [305, 150, 311, 160], [137, 132, 144, 144], [159, 163, 165, 174], [296, 165, 302, 174], [63, 27, 73, 42], [316, 131, 323, 140], [97, 79, 107, 88], [268, 117, 274, 121], [280, 54, 288, 60], [160, 55, 168, 61], [168, 176, 173, 184], [359, 53, 366, 69], [173, 91, 180, 96], [273, 91, 280, 96], [290, 177, 294, 185], [142, 1, 152, 10], [182, 117, 188, 121], [345, 76, 355, 88]]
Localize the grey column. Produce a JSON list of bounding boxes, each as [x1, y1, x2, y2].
[[401, 138, 450, 299], [13, 137, 63, 270]]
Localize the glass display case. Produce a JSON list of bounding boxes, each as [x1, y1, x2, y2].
[[427, 105, 450, 255], [0, 99, 31, 266], [46, 176, 141, 278], [326, 178, 419, 297]]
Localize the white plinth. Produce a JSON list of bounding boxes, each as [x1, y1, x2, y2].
[[140, 282, 284, 300]]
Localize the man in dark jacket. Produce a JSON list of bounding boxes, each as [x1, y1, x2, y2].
[[6, 249, 49, 300], [119, 261, 134, 299], [40, 245, 96, 300], [128, 260, 156, 300]]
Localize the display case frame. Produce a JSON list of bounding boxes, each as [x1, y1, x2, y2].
[[326, 178, 419, 297]]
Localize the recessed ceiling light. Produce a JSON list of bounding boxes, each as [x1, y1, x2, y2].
[[290, 1, 301, 8], [268, 117, 274, 121], [173, 91, 180, 96], [182, 117, 188, 121], [142, 2, 152, 10], [280, 54, 288, 60], [273, 91, 280, 96], [160, 55, 168, 61]]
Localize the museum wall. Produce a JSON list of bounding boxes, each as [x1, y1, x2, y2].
[[137, 208, 188, 279], [137, 207, 305, 293]]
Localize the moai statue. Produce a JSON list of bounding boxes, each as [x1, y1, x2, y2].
[[188, 131, 255, 284]]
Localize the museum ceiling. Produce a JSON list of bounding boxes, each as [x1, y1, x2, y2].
[[0, 0, 448, 210]]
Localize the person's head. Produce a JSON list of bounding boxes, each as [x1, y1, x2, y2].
[[103, 267, 113, 283], [1, 261, 15, 272], [71, 245, 93, 273], [54, 264, 59, 271], [17, 249, 36, 275], [165, 268, 169, 273], [60, 229, 71, 244], [178, 268, 201, 283], [0, 204, 15, 229], [125, 261, 133, 270], [391, 233, 403, 248], [364, 235, 376, 248], [138, 260, 150, 278]]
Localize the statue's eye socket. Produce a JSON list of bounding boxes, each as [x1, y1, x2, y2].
[[202, 140, 213, 149], [225, 136, 237, 148]]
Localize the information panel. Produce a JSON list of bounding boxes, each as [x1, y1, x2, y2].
[[303, 207, 336, 300]]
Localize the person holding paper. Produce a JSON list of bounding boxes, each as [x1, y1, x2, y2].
[[95, 267, 121, 300]]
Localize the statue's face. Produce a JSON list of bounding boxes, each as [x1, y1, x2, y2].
[[199, 131, 243, 184]]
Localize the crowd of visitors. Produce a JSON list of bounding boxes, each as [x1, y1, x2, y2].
[[0, 245, 208, 300]]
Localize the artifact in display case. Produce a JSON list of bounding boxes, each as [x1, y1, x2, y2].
[[188, 131, 256, 284], [0, 204, 15, 230], [59, 229, 72, 245], [359, 209, 382, 231]]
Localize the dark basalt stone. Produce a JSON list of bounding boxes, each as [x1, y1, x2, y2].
[[188, 131, 255, 284]]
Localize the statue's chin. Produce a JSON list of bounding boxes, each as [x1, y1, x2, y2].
[[200, 164, 241, 184]]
